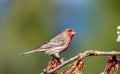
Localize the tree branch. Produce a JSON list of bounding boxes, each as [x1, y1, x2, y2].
[[47, 50, 120, 74]]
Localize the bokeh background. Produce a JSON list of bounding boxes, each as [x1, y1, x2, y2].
[[0, 0, 120, 74]]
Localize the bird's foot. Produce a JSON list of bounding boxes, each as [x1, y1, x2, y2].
[[60, 58, 64, 63]]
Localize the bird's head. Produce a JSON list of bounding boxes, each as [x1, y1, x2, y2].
[[62, 28, 76, 38]]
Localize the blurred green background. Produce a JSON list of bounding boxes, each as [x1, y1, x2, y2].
[[0, 0, 120, 74]]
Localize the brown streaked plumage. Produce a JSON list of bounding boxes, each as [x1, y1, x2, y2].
[[19, 28, 76, 59]]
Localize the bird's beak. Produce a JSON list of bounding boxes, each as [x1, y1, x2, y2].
[[72, 31, 76, 35]]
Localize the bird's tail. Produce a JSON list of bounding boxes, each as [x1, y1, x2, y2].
[[19, 50, 39, 56]]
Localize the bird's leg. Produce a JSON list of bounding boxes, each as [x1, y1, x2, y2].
[[60, 58, 64, 63], [54, 57, 64, 64], [53, 53, 65, 63]]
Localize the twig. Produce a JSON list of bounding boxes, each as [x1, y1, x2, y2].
[[47, 50, 120, 74]]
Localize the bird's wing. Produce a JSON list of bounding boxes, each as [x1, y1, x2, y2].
[[36, 39, 65, 51]]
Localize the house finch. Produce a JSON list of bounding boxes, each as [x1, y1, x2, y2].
[[19, 28, 76, 59]]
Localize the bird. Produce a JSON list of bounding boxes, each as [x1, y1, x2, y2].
[[19, 28, 76, 59]]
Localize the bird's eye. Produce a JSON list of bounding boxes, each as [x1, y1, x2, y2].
[[68, 29, 72, 32]]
